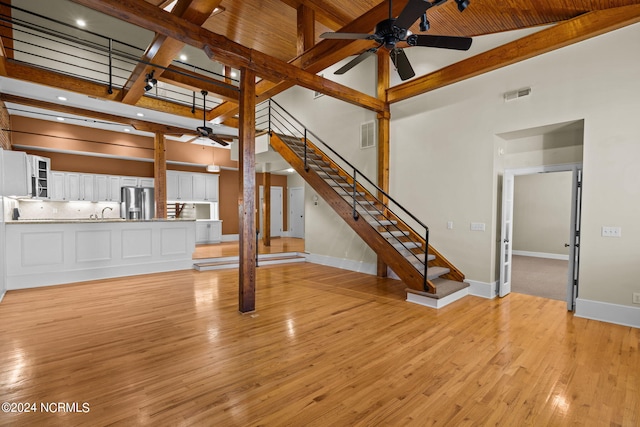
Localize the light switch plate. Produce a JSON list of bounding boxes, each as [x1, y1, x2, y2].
[[470, 222, 485, 232]]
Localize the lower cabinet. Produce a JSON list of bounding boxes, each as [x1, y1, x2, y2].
[[195, 220, 222, 244]]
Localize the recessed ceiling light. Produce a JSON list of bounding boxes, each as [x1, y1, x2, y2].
[[179, 54, 187, 61], [57, 117, 65, 121], [124, 128, 131, 132], [230, 71, 237, 78], [57, 96, 67, 101], [76, 19, 86, 27], [136, 112, 144, 117]]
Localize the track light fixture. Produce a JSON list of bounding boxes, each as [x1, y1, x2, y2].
[[455, 0, 470, 12], [144, 70, 157, 92], [419, 13, 429, 32]]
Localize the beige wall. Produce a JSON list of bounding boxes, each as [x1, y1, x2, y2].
[[513, 172, 572, 256], [389, 23, 640, 308]]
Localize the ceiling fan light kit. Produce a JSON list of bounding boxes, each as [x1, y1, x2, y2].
[[321, 0, 472, 81]]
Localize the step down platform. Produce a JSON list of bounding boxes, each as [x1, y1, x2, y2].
[[194, 252, 306, 271], [406, 278, 470, 309]]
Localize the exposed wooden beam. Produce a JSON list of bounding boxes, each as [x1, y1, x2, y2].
[[159, 65, 239, 103], [297, 4, 315, 56], [279, 0, 351, 30], [120, 0, 222, 105], [70, 0, 384, 113], [154, 131, 167, 219], [208, 1, 406, 122], [387, 4, 640, 104], [0, 93, 195, 135], [238, 67, 257, 313]]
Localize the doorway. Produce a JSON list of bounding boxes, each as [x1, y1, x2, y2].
[[289, 187, 304, 239], [259, 186, 283, 238], [500, 164, 582, 310]]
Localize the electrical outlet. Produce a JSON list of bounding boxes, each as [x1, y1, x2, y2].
[[633, 292, 640, 304], [447, 221, 453, 230]]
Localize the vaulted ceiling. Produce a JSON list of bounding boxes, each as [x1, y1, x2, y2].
[[2, 0, 640, 133]]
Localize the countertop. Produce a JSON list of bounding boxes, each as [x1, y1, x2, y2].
[[6, 218, 196, 224]]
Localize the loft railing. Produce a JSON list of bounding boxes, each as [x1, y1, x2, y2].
[[0, 1, 236, 106], [257, 99, 431, 287]]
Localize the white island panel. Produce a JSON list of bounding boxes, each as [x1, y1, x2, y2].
[[6, 220, 195, 290], [22, 231, 64, 267], [122, 228, 153, 259], [76, 230, 112, 263]]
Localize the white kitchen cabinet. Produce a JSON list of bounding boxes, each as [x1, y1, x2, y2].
[[64, 173, 95, 201], [204, 174, 218, 201], [50, 172, 66, 200], [95, 175, 121, 202], [80, 174, 95, 201], [139, 178, 154, 188], [120, 177, 139, 187], [192, 174, 206, 200], [0, 149, 29, 197], [167, 171, 194, 201], [195, 220, 222, 243], [65, 173, 80, 200]]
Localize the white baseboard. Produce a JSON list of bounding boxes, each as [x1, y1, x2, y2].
[[221, 234, 239, 242], [305, 253, 377, 276], [465, 279, 498, 299], [575, 298, 640, 329], [512, 250, 569, 261]]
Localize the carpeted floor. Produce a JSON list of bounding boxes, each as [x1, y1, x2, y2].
[[511, 255, 569, 301]]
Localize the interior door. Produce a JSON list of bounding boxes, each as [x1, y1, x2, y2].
[[566, 168, 582, 310], [289, 187, 304, 238], [270, 187, 283, 238], [499, 171, 515, 297]]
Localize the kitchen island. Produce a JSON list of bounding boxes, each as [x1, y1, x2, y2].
[[5, 219, 196, 290]]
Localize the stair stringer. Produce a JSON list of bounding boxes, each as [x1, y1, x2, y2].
[[270, 133, 433, 293]]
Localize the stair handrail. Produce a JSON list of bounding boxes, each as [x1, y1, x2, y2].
[[258, 99, 431, 288], [263, 99, 429, 234]]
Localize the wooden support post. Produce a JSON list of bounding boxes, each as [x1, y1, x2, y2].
[[238, 68, 257, 313], [262, 172, 271, 247], [377, 51, 391, 278], [224, 65, 233, 85], [154, 131, 167, 219], [297, 4, 315, 56]]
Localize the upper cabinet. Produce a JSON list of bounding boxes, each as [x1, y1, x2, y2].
[[0, 149, 30, 197], [167, 170, 218, 202]]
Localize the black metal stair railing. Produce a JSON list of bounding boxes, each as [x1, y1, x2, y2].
[[256, 99, 431, 288]]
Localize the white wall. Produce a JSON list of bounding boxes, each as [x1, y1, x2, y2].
[[390, 23, 640, 309], [275, 60, 378, 266], [513, 172, 572, 256]]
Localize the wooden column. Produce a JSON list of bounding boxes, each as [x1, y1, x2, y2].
[[154, 131, 167, 219], [376, 51, 391, 277], [238, 68, 257, 313], [262, 171, 271, 247], [223, 65, 233, 84], [297, 4, 315, 55]]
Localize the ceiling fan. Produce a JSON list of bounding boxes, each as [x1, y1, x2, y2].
[[320, 0, 472, 81], [188, 90, 234, 146]]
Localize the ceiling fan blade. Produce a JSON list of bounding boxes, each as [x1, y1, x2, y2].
[[320, 32, 373, 40], [394, 0, 430, 30], [408, 34, 473, 50], [390, 48, 415, 81], [209, 135, 229, 146], [334, 48, 378, 75]]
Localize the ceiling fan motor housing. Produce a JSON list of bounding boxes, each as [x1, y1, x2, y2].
[[374, 18, 407, 49]]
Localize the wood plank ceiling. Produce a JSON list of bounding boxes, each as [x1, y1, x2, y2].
[[3, 0, 640, 126]]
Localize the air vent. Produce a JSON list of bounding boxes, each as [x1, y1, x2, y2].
[[504, 87, 532, 102], [360, 121, 376, 149]]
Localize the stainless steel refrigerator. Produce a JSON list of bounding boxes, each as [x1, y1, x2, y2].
[[120, 186, 155, 220]]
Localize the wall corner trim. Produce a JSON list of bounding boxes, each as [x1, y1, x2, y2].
[[465, 279, 498, 299]]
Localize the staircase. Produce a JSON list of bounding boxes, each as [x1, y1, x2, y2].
[[257, 100, 467, 299]]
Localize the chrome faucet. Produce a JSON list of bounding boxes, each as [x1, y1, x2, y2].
[[101, 206, 113, 219]]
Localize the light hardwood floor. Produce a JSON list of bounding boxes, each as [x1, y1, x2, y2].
[[0, 263, 638, 426], [193, 237, 305, 259]]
